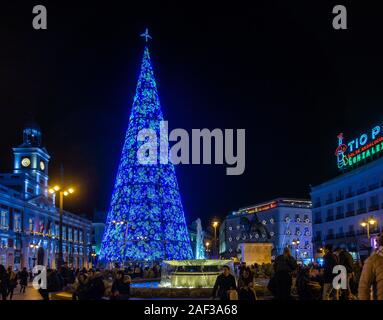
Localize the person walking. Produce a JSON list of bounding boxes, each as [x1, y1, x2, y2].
[[358, 234, 383, 300], [237, 268, 256, 300], [335, 247, 356, 300], [273, 247, 297, 300], [212, 265, 237, 300], [6, 266, 17, 300], [72, 272, 89, 300], [322, 244, 339, 300], [86, 271, 105, 300], [0, 265, 8, 300], [18, 267, 29, 294]]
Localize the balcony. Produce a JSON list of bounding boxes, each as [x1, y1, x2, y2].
[[357, 229, 367, 236], [369, 205, 379, 212], [326, 234, 334, 240], [345, 211, 355, 217], [357, 208, 367, 215], [368, 183, 379, 191], [336, 233, 345, 239], [346, 231, 355, 237], [357, 188, 367, 195], [313, 202, 321, 208], [345, 192, 354, 199]]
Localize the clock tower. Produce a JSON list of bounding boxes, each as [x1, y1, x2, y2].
[[13, 121, 50, 197]]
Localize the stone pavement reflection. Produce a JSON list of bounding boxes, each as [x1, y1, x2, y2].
[[10, 285, 43, 300]]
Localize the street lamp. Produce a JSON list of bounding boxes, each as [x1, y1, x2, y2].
[[91, 251, 97, 268], [212, 220, 219, 258], [360, 217, 377, 239], [292, 239, 300, 259], [205, 241, 210, 256], [49, 185, 75, 269], [29, 243, 39, 267]]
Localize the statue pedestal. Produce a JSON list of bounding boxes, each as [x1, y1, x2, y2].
[[239, 243, 272, 265]]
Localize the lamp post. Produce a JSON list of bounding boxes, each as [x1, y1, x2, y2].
[[212, 220, 219, 258], [29, 243, 38, 267], [360, 217, 377, 239], [49, 186, 75, 269], [91, 251, 97, 268], [205, 241, 210, 258], [292, 239, 300, 260]]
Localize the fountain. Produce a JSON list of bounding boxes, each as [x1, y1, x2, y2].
[[160, 259, 234, 288]]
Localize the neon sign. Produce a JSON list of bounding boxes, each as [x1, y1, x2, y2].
[[335, 125, 383, 169]]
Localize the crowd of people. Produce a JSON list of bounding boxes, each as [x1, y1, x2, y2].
[[0, 262, 161, 300], [212, 233, 383, 300], [1, 235, 382, 301], [0, 266, 29, 300]]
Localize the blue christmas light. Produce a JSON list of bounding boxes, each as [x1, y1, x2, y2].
[[100, 46, 193, 262]]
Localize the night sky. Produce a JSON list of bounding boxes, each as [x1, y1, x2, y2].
[[1, 1, 383, 227]]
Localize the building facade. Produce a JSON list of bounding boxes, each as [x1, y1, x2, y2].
[[311, 157, 383, 260], [0, 122, 92, 270], [220, 198, 313, 263]]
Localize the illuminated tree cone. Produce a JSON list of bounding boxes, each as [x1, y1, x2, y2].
[[100, 46, 193, 262]]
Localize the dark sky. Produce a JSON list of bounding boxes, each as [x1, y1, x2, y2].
[[1, 1, 383, 226]]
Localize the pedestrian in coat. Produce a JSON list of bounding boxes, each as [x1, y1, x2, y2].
[[18, 267, 29, 293], [358, 234, 383, 300], [0, 265, 8, 300], [272, 247, 297, 300], [7, 266, 17, 300]]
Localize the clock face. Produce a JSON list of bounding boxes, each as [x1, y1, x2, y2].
[[40, 161, 45, 171], [21, 157, 31, 167]]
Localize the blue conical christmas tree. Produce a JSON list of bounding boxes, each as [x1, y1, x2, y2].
[[100, 43, 193, 262]]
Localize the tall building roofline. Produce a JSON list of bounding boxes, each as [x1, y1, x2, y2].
[[311, 156, 383, 191], [231, 197, 312, 217]]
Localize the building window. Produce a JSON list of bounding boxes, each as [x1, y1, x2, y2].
[[369, 195, 379, 211], [336, 206, 344, 219], [63, 226, 67, 240], [79, 230, 83, 243], [346, 203, 354, 216], [315, 231, 321, 241], [68, 227, 73, 241], [0, 210, 9, 230], [326, 209, 334, 222], [74, 229, 78, 243], [357, 199, 367, 214], [14, 213, 21, 232], [29, 218, 34, 232], [0, 238, 8, 249], [348, 225, 355, 236], [314, 212, 321, 224]]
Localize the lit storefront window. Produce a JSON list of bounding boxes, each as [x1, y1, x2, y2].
[[14, 213, 22, 232], [0, 210, 9, 230]]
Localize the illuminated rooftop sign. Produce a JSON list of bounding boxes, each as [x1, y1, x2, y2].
[[335, 125, 383, 170], [235, 198, 311, 216]]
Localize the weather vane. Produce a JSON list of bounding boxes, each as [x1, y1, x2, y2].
[[140, 28, 152, 43]]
